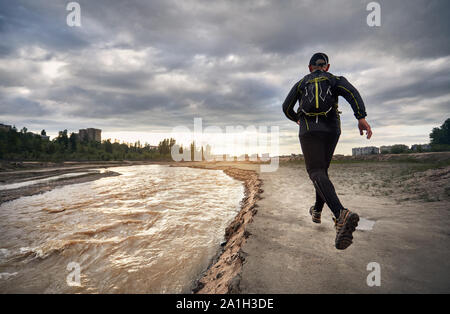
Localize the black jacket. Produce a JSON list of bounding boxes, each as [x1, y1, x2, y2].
[[282, 70, 367, 136]]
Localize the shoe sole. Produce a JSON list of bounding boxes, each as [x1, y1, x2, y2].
[[335, 212, 359, 250]]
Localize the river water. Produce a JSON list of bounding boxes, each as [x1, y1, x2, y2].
[[0, 165, 244, 293]]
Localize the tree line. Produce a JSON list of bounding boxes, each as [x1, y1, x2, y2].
[[1, 118, 448, 161], [382, 118, 450, 154], [0, 126, 181, 162], [430, 118, 450, 147], [0, 126, 213, 162]]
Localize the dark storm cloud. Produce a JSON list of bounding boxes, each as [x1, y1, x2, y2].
[[0, 1, 89, 56], [0, 95, 49, 116], [0, 0, 449, 152]]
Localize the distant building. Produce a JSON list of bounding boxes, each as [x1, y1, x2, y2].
[[79, 128, 101, 142], [352, 146, 380, 156], [0, 123, 12, 131], [40, 134, 50, 141], [78, 129, 87, 141]]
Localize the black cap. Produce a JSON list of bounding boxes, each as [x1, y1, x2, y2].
[[309, 52, 329, 66]]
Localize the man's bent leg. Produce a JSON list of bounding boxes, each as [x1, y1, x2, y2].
[[300, 132, 327, 214], [315, 134, 339, 212], [308, 168, 344, 218], [314, 190, 325, 212]]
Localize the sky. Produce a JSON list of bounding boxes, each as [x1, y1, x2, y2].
[[0, 0, 449, 155]]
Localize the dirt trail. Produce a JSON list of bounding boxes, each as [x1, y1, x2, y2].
[[239, 163, 450, 293]]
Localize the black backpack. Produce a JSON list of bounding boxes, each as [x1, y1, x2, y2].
[[299, 72, 336, 118]]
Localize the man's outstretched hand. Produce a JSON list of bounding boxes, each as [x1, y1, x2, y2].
[[358, 118, 372, 139], [296, 118, 372, 139]]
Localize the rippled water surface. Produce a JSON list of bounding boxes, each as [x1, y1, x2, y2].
[[0, 165, 243, 293]]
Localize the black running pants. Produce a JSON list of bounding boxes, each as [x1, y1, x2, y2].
[[299, 131, 344, 218]]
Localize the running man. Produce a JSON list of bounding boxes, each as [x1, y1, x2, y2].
[[282, 53, 372, 250]]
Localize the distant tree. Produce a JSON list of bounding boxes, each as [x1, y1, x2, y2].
[[158, 137, 176, 155], [104, 139, 113, 154], [69, 132, 77, 152], [41, 129, 46, 136], [135, 140, 141, 149], [430, 118, 450, 145], [21, 127, 28, 134], [390, 144, 409, 154], [189, 141, 204, 161], [56, 129, 69, 150]]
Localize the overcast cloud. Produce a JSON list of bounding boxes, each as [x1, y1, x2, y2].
[[0, 0, 449, 154]]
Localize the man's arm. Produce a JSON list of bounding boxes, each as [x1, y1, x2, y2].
[[335, 76, 367, 120], [336, 76, 372, 139], [282, 82, 301, 123]]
